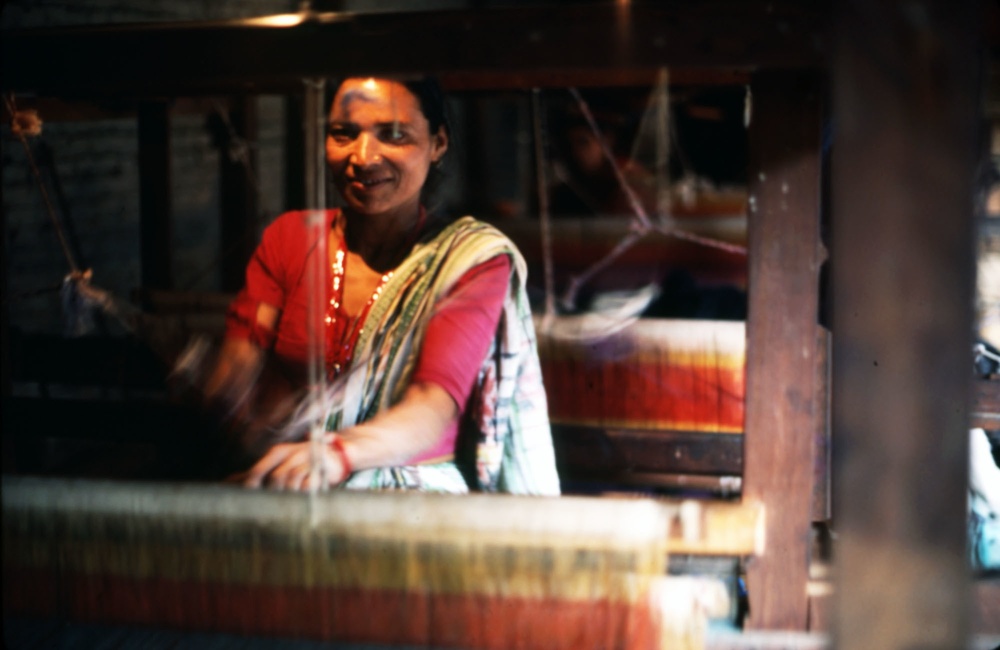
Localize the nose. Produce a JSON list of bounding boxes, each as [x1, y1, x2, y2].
[[352, 132, 381, 167]]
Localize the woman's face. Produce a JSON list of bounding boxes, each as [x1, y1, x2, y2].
[[326, 78, 448, 219]]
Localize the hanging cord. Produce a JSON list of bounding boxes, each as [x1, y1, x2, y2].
[[561, 229, 646, 313], [3, 95, 117, 338], [211, 99, 263, 196], [306, 209, 329, 500], [629, 67, 672, 227], [559, 87, 650, 310], [632, 71, 748, 258], [4, 94, 79, 275], [657, 219, 747, 256], [568, 87, 653, 231], [560, 84, 747, 311], [659, 84, 746, 256], [301, 77, 330, 507]]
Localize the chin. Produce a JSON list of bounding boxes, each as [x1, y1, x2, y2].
[[340, 193, 378, 214], [345, 200, 391, 217]]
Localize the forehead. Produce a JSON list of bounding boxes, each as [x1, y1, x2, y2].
[[330, 78, 425, 125]]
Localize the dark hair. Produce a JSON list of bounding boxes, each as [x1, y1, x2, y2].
[[400, 77, 450, 139], [401, 76, 451, 210], [327, 76, 453, 212]]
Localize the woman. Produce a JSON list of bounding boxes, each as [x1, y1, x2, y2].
[[208, 77, 559, 495]]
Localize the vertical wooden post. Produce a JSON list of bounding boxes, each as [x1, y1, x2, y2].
[[831, 1, 979, 648], [743, 70, 824, 630], [1, 158, 12, 472], [138, 101, 172, 293], [219, 95, 259, 292]]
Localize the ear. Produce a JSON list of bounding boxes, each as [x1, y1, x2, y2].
[[430, 126, 449, 163]]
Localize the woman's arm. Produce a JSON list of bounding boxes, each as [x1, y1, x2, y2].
[[203, 300, 305, 469], [241, 380, 458, 490], [204, 303, 280, 415], [240, 254, 510, 491]]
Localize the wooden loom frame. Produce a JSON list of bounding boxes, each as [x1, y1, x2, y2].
[[2, 1, 996, 643]]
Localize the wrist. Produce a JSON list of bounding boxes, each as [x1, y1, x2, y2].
[[329, 435, 353, 478]]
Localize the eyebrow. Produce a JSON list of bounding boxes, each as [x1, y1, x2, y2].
[[327, 120, 415, 134]]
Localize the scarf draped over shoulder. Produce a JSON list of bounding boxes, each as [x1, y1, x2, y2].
[[330, 216, 560, 496]]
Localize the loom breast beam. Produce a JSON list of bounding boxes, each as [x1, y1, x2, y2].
[[3, 476, 762, 649]]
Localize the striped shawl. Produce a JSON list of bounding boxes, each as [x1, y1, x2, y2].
[[331, 216, 560, 496]]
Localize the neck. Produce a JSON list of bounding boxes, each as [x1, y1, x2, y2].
[[342, 204, 424, 271]]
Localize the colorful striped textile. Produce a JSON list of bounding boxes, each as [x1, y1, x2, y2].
[[4, 477, 683, 649], [537, 318, 745, 434]]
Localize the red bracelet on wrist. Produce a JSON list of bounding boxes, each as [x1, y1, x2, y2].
[[329, 435, 353, 476]]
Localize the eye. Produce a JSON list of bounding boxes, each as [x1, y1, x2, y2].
[[327, 124, 357, 143], [379, 125, 408, 143]]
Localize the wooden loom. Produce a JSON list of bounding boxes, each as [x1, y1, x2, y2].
[[3, 3, 822, 627], [5, 2, 996, 645], [3, 476, 762, 649]]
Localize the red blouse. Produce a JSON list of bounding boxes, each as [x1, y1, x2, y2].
[[226, 210, 510, 463]]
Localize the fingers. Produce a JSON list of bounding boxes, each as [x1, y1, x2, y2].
[[242, 443, 301, 488], [274, 455, 312, 491], [240, 441, 347, 491]]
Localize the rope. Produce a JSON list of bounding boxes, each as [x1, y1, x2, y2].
[[4, 94, 80, 275], [559, 83, 747, 310]]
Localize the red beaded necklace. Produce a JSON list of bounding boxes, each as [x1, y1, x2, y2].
[[324, 210, 425, 380], [324, 239, 393, 380]]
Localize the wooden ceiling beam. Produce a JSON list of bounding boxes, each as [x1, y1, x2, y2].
[[2, 2, 826, 98]]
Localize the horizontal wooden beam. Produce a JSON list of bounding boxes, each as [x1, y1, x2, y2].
[[661, 498, 764, 556], [439, 67, 752, 92], [5, 96, 244, 123], [2, 3, 827, 97], [554, 425, 742, 478]]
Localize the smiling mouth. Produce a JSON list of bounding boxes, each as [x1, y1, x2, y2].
[[351, 177, 392, 189]]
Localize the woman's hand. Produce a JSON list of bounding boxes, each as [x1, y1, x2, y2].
[[233, 381, 457, 491], [238, 435, 351, 490]]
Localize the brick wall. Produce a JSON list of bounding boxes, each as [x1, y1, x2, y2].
[[3, 100, 288, 335], [3, 2, 292, 334], [2, 0, 508, 335], [4, 118, 143, 334]]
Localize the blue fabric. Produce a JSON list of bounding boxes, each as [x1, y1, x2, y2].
[[970, 507, 1000, 571]]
